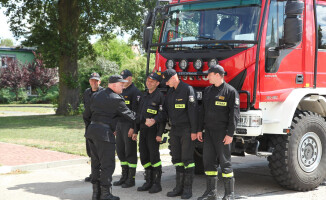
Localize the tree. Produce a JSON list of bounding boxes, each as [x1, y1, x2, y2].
[[0, 60, 28, 101], [25, 55, 58, 95], [0, 0, 156, 115], [0, 38, 14, 47]]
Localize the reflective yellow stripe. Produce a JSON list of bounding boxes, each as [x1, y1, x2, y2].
[[185, 163, 195, 169], [152, 161, 162, 167], [215, 101, 227, 106], [128, 163, 137, 168], [120, 161, 128, 166], [147, 109, 157, 114], [175, 104, 185, 108], [143, 162, 151, 168], [125, 100, 130, 104], [222, 172, 234, 178], [174, 162, 184, 167], [205, 171, 218, 176]]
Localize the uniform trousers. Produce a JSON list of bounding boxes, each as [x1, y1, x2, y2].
[[203, 127, 233, 177], [170, 125, 195, 171], [139, 125, 161, 169], [116, 121, 137, 168], [88, 138, 116, 186]]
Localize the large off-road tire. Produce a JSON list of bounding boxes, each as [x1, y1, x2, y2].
[[268, 110, 326, 191]]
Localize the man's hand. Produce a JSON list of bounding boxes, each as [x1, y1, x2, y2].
[[156, 136, 162, 143], [128, 128, 134, 138], [132, 134, 138, 141], [145, 118, 156, 127], [191, 133, 197, 141], [113, 131, 117, 136], [197, 132, 203, 142], [223, 135, 233, 145]]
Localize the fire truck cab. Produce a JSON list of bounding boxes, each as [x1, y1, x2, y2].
[[143, 0, 326, 191]]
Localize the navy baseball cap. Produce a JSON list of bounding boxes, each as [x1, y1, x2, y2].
[[148, 72, 162, 82], [90, 72, 101, 80], [109, 75, 128, 83], [120, 69, 132, 79], [162, 69, 177, 81], [206, 64, 225, 75]]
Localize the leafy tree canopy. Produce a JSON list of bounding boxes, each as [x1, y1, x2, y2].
[[0, 38, 14, 47]]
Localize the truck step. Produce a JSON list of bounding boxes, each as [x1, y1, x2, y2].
[[256, 151, 273, 157]]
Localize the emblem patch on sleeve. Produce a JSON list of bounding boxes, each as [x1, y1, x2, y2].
[[189, 96, 195, 102], [235, 98, 239, 105]]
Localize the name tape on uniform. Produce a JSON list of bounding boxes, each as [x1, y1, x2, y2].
[[215, 101, 227, 106], [147, 109, 157, 114], [175, 104, 186, 108]]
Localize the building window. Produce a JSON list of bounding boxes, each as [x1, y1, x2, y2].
[[1, 55, 16, 68]]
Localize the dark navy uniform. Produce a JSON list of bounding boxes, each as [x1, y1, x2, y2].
[[164, 74, 198, 199], [83, 86, 103, 157], [136, 85, 165, 193], [85, 86, 136, 200], [114, 83, 141, 188], [198, 82, 239, 177]]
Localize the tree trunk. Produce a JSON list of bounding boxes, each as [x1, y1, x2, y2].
[[56, 0, 80, 115]]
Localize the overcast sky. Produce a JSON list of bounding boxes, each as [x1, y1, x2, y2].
[[0, 8, 20, 45]]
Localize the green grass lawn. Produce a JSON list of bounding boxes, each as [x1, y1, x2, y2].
[[0, 104, 55, 114], [0, 110, 169, 156]]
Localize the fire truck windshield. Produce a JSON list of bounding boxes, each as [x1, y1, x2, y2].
[[161, 0, 261, 50]]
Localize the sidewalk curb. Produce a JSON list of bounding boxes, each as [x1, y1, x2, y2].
[[0, 157, 89, 174], [0, 149, 170, 174]]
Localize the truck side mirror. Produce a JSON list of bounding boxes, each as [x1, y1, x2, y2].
[[284, 1, 303, 45], [284, 18, 302, 45], [142, 26, 152, 52], [144, 11, 153, 27]]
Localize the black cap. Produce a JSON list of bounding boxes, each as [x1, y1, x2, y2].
[[148, 72, 162, 82], [162, 69, 177, 81], [206, 64, 225, 75], [90, 72, 101, 81], [120, 69, 132, 79], [109, 75, 128, 83]]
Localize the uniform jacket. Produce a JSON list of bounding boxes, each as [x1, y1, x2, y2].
[[136, 88, 166, 137], [164, 81, 198, 133], [85, 88, 136, 142], [118, 83, 142, 123], [82, 86, 104, 128], [198, 82, 240, 137]]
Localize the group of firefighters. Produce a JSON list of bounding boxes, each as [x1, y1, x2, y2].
[[83, 64, 240, 200]]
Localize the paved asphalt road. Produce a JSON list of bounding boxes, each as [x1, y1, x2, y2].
[[1, 154, 325, 200]]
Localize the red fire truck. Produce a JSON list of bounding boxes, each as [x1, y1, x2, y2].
[[143, 0, 326, 191]]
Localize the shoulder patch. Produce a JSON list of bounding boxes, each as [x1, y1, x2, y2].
[[152, 102, 157, 106], [219, 96, 225, 100], [189, 96, 195, 102], [235, 98, 239, 105]]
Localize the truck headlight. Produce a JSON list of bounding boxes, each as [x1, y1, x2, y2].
[[238, 115, 262, 127]]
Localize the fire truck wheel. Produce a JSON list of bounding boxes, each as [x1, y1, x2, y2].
[[268, 110, 326, 191]]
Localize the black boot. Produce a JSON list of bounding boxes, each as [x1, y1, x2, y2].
[[92, 181, 101, 200], [85, 174, 92, 182], [222, 177, 235, 200], [167, 171, 184, 197], [121, 167, 136, 188], [181, 168, 194, 199], [148, 167, 162, 193], [137, 168, 152, 191], [113, 165, 128, 186], [100, 185, 120, 200], [197, 176, 217, 200]]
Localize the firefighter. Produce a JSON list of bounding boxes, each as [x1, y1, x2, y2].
[[197, 64, 240, 200], [82, 72, 104, 182], [85, 75, 136, 200], [162, 69, 198, 199], [113, 69, 142, 188], [132, 72, 165, 194]]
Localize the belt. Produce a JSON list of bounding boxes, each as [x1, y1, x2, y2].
[[90, 121, 111, 129]]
